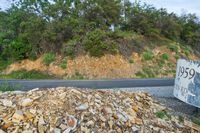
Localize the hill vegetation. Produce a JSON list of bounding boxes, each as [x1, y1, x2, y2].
[[0, 0, 200, 79]]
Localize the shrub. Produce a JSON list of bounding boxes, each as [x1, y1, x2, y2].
[[9, 39, 32, 60], [161, 53, 169, 60], [191, 116, 200, 126], [135, 66, 159, 78], [155, 111, 168, 119], [182, 45, 192, 57], [83, 29, 117, 57], [0, 69, 55, 79], [0, 59, 12, 72], [178, 115, 184, 123], [129, 59, 134, 64], [62, 39, 76, 58], [142, 51, 154, 61], [60, 58, 67, 69], [42, 52, 55, 65], [168, 43, 178, 53]]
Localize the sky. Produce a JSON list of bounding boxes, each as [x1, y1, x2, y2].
[[0, 0, 200, 17]]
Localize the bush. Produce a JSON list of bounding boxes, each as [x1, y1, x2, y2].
[[0, 59, 12, 72], [135, 66, 159, 78], [42, 53, 55, 65], [7, 39, 32, 60], [83, 29, 117, 57], [155, 111, 168, 119], [62, 39, 76, 58], [0, 69, 55, 79], [142, 51, 154, 61], [161, 53, 169, 60], [168, 43, 178, 53], [59, 58, 67, 69], [129, 59, 134, 64]]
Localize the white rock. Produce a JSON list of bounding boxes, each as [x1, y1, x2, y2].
[[63, 128, 72, 133], [22, 130, 33, 133], [86, 120, 94, 127], [131, 126, 139, 132], [95, 94, 101, 99], [21, 98, 33, 107], [2, 99, 12, 107], [0, 129, 6, 133], [38, 117, 45, 125], [103, 107, 113, 114], [75, 103, 89, 111], [12, 110, 24, 122], [54, 128, 61, 133]]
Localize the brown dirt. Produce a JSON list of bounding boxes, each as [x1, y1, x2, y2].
[[3, 46, 199, 79], [3, 53, 142, 79]]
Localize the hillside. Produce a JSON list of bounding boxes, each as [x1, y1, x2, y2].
[[0, 34, 199, 79], [0, 0, 200, 79]]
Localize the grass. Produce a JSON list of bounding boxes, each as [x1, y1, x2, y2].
[[178, 115, 184, 123], [129, 59, 134, 64], [42, 52, 55, 65], [64, 71, 87, 80], [0, 59, 12, 72], [167, 43, 178, 53], [0, 82, 21, 92], [142, 50, 154, 61], [155, 111, 169, 119], [135, 66, 159, 78], [161, 53, 169, 60], [191, 116, 200, 126], [59, 58, 67, 69], [0, 69, 56, 79]]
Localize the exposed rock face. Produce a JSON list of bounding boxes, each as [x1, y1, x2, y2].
[[0, 87, 197, 132]]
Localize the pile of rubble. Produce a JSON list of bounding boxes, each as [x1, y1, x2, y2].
[[0, 87, 196, 133]]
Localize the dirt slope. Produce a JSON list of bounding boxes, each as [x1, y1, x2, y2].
[[2, 45, 200, 79]]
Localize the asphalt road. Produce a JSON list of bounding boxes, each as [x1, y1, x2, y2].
[[0, 78, 174, 91]]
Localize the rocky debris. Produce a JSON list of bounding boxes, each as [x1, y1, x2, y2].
[[0, 87, 198, 132], [21, 98, 33, 107]]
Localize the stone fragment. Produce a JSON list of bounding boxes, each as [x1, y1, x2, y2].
[[38, 117, 45, 125], [117, 128, 122, 133], [2, 122, 13, 129], [66, 115, 77, 130], [108, 120, 113, 129], [59, 124, 67, 130], [30, 109, 37, 114], [135, 118, 143, 125], [102, 107, 113, 115], [81, 126, 90, 133], [86, 120, 94, 127], [38, 125, 45, 133], [75, 103, 89, 111], [54, 128, 61, 133], [131, 125, 139, 132], [100, 115, 106, 122], [2, 99, 12, 107], [0, 129, 6, 133], [21, 130, 33, 133], [12, 110, 24, 123], [24, 112, 34, 120], [63, 128, 71, 133], [21, 98, 33, 107]]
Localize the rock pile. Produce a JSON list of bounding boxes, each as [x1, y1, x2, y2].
[[0, 87, 196, 132]]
